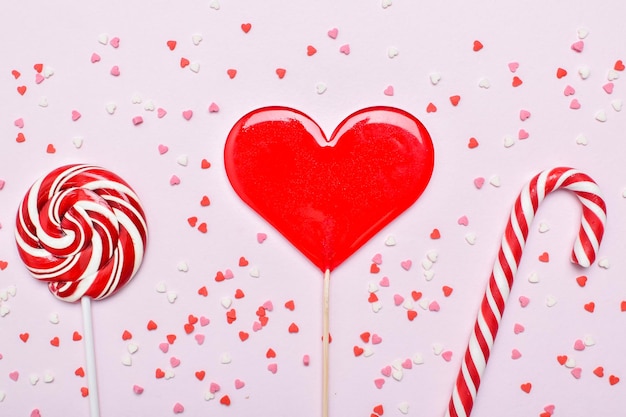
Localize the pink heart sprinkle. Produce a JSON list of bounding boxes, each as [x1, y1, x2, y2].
[[14, 118, 24, 128], [603, 82, 614, 94], [303, 354, 310, 366], [110, 37, 120, 48], [90, 53, 101, 63], [208, 102, 220, 113], [267, 363, 278, 374], [518, 129, 529, 140], [257, 233, 267, 243], [224, 269, 234, 279], [442, 351, 453, 362], [9, 371, 19, 381], [457, 215, 469, 226], [544, 405, 555, 414], [379, 276, 390, 287], [519, 296, 530, 307], [400, 260, 412, 271], [71, 110, 81, 121], [383, 85, 394, 96], [570, 99, 581, 109], [519, 109, 531, 121], [372, 253, 382, 265], [381, 366, 392, 377], [110, 65, 120, 76], [374, 378, 385, 389], [513, 323, 525, 334], [474, 177, 485, 189], [508, 62, 519, 73], [209, 382, 221, 393], [571, 40, 584, 53], [182, 110, 193, 120], [170, 175, 180, 186], [252, 322, 262, 332], [0, 180, 6, 190], [571, 367, 582, 379], [428, 300, 440, 312], [371, 334, 382, 345], [157, 108, 167, 118], [234, 379, 245, 389], [194, 334, 205, 345], [573, 339, 585, 351], [133, 385, 144, 394], [327, 28, 338, 39], [262, 300, 273, 311], [511, 349, 522, 359], [200, 316, 210, 326], [159, 343, 169, 353], [158, 144, 169, 155], [30, 410, 41, 417], [564, 85, 575, 96], [401, 359, 412, 369], [339, 44, 350, 55], [170, 357, 181, 367], [173, 402, 184, 414], [132, 116, 143, 125], [35, 73, 44, 84], [393, 294, 404, 306]]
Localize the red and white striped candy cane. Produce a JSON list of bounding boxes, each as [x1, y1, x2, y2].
[[15, 164, 148, 302], [446, 167, 606, 417]]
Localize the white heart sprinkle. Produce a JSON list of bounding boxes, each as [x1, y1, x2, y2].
[[363, 347, 374, 357], [528, 272, 539, 283], [381, 0, 392, 8], [598, 258, 610, 269], [143, 100, 155, 111], [131, 94, 142, 104], [39, 97, 48, 107], [421, 259, 433, 270], [575, 134, 588, 146], [398, 402, 410, 414], [578, 66, 590, 79], [402, 300, 414, 310], [622, 188, 626, 198], [595, 110, 607, 122], [49, 313, 60, 324], [192, 34, 203, 45], [43, 67, 55, 78], [565, 357, 576, 368], [387, 47, 399, 58], [167, 291, 177, 303], [0, 305, 9, 317], [478, 78, 490, 89], [608, 70, 620, 81], [367, 282, 379, 293], [385, 235, 396, 246], [97, 34, 109, 45], [0, 289, 7, 301], [105, 103, 117, 115], [155, 281, 167, 293], [546, 295, 557, 307], [249, 267, 260, 278], [316, 82, 327, 94], [204, 391, 215, 401], [29, 375, 39, 385], [209, 0, 220, 10], [611, 99, 623, 112], [72, 137, 84, 148], [371, 301, 382, 313], [432, 343, 443, 355], [412, 353, 424, 364], [418, 298, 429, 310], [538, 222, 550, 233], [190, 62, 200, 73], [220, 353, 232, 364], [583, 335, 595, 346], [177, 155, 189, 166], [429, 72, 441, 85], [177, 261, 188, 272], [465, 233, 476, 245], [489, 175, 501, 187], [43, 373, 54, 383], [7, 286, 16, 297], [424, 270, 435, 281], [391, 368, 403, 381], [121, 355, 132, 366], [503, 135, 515, 148], [0, 391, 5, 402], [221, 297, 232, 309], [577, 28, 589, 39], [127, 343, 139, 354], [165, 370, 175, 379], [426, 251, 438, 263]]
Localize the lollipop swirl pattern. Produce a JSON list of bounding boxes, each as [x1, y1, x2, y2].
[[15, 164, 148, 302]]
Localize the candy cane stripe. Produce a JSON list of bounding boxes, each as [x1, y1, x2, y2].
[[446, 167, 606, 417]]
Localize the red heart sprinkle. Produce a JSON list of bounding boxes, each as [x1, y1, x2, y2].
[[411, 291, 422, 301], [0, 261, 8, 270], [556, 67, 568, 78], [50, 337, 60, 347], [370, 263, 380, 274], [373, 404, 384, 415], [226, 309, 237, 324], [538, 252, 549, 262], [220, 395, 231, 406], [306, 45, 317, 56], [33, 63, 43, 73], [353, 346, 364, 356], [360, 332, 371, 343], [557, 355, 568, 365], [227, 69, 237, 79], [468, 137, 479, 149], [512, 76, 523, 87], [368, 293, 379, 303], [80, 387, 89, 397], [284, 300, 295, 310], [167, 334, 177, 344], [166, 40, 177, 51], [122, 330, 132, 340], [621, 301, 626, 312], [201, 159, 211, 169], [238, 257, 249, 267], [576, 275, 587, 287], [442, 286, 453, 297], [198, 286, 208, 296], [197, 223, 208, 233], [407, 310, 418, 321], [266, 348, 276, 358], [520, 382, 532, 393], [155, 368, 165, 379], [180, 57, 189, 68], [473, 40, 483, 51], [11, 70, 21, 79], [259, 316, 269, 326], [430, 229, 441, 239], [584, 302, 595, 313], [594, 366, 604, 377], [46, 144, 56, 154], [147, 320, 158, 330], [241, 23, 251, 33], [72, 331, 82, 341], [17, 86, 27, 95], [615, 60, 625, 71], [288, 323, 299, 333], [187, 216, 198, 227], [449, 95, 461, 106], [200, 196, 211, 206], [195, 370, 206, 381], [19, 333, 29, 342], [16, 133, 26, 143], [75, 367, 85, 377], [239, 331, 249, 341], [426, 102, 437, 113], [276, 68, 286, 79], [610, 375, 620, 385]]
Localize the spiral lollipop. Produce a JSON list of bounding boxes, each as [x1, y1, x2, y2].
[[15, 164, 148, 417]]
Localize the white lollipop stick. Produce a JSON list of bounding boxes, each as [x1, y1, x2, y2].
[[322, 269, 330, 417], [82, 297, 100, 417]]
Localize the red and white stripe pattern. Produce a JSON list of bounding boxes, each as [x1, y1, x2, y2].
[[15, 164, 148, 302], [446, 167, 606, 417]]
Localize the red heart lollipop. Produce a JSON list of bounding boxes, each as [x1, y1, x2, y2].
[[224, 106, 434, 272]]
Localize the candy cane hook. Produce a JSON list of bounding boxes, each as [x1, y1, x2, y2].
[[446, 167, 606, 417]]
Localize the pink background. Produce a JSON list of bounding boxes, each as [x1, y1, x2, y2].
[[2, 1, 626, 416]]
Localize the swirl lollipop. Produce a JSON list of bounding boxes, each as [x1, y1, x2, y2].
[[15, 164, 148, 417], [225, 107, 434, 416]]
